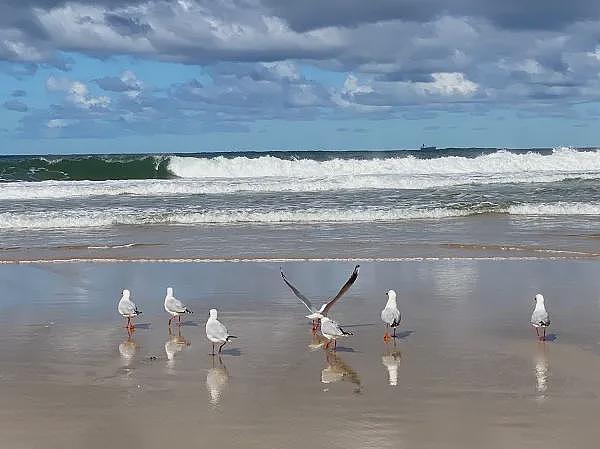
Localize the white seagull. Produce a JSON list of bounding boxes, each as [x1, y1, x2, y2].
[[280, 265, 360, 332], [164, 287, 192, 326], [381, 289, 401, 342], [205, 309, 237, 355], [531, 293, 551, 341], [117, 289, 141, 330], [320, 316, 353, 351]]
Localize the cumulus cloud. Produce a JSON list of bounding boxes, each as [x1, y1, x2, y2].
[[47, 76, 111, 109], [4, 0, 600, 138]]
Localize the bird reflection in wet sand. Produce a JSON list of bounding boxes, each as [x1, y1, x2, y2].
[[321, 350, 361, 393], [206, 356, 229, 405], [165, 326, 190, 364], [534, 342, 549, 402], [308, 332, 328, 351], [118, 327, 137, 365], [381, 345, 402, 386]]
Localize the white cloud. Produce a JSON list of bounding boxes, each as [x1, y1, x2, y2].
[[47, 76, 111, 109], [418, 72, 479, 96]]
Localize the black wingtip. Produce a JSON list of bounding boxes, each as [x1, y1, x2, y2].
[[186, 308, 193, 314], [227, 335, 238, 340]]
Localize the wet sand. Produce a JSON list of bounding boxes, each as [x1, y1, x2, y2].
[[1, 260, 600, 449]]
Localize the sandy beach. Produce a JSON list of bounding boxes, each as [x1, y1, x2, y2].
[[1, 260, 600, 449]]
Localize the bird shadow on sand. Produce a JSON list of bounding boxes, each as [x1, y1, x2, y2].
[[180, 321, 199, 327], [541, 333, 558, 342], [132, 323, 151, 330], [344, 323, 377, 328], [332, 346, 355, 353], [219, 348, 242, 356], [392, 330, 414, 340]]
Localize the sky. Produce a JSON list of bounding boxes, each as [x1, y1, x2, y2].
[[2, 0, 600, 154]]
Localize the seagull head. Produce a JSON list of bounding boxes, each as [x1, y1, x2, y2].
[[209, 308, 218, 319], [122, 289, 130, 299], [386, 289, 397, 302], [166, 287, 174, 297], [534, 293, 544, 304]]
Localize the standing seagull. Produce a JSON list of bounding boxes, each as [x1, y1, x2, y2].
[[164, 287, 192, 327], [531, 293, 551, 341], [381, 289, 401, 342], [320, 316, 353, 351], [117, 289, 141, 330], [280, 265, 360, 332], [205, 309, 237, 355]]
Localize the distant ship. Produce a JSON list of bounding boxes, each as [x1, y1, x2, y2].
[[420, 144, 436, 150]]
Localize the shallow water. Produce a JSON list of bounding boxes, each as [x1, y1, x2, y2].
[[1, 260, 600, 448]]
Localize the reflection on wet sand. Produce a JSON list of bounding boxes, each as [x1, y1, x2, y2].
[[321, 349, 361, 393], [118, 329, 137, 365], [381, 345, 401, 386], [534, 342, 549, 402], [206, 356, 229, 406], [308, 333, 327, 351], [165, 327, 190, 364]]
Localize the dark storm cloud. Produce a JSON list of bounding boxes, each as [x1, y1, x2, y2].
[[263, 0, 600, 32], [104, 13, 152, 36]]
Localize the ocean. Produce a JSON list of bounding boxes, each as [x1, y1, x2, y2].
[[1, 147, 600, 262]]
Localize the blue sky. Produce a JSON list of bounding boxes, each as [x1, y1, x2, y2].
[[2, 1, 600, 154]]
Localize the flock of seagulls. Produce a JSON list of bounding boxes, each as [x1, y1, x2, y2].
[[117, 265, 553, 357]]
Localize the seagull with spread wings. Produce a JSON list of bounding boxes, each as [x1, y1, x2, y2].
[[280, 265, 360, 332]]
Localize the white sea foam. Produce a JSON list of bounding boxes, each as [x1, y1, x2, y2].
[[0, 208, 468, 229], [1, 148, 599, 200], [508, 202, 600, 215], [0, 202, 598, 229], [167, 147, 600, 179]]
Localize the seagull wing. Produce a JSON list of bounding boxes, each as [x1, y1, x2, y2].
[[280, 268, 315, 313], [118, 298, 137, 316], [206, 319, 229, 341], [166, 296, 187, 313], [322, 265, 360, 316]]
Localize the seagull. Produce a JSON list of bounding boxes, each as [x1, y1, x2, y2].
[[164, 287, 192, 327], [205, 309, 237, 355], [280, 265, 360, 332], [117, 289, 141, 330], [320, 316, 353, 351], [381, 289, 401, 342], [531, 293, 551, 341]]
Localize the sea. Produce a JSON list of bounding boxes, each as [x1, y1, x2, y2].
[[1, 147, 600, 262]]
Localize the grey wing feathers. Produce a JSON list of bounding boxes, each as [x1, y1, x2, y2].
[[207, 320, 229, 341], [167, 296, 188, 313], [381, 308, 400, 327], [322, 265, 360, 316], [119, 299, 139, 316], [280, 268, 315, 313], [531, 310, 550, 326]]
